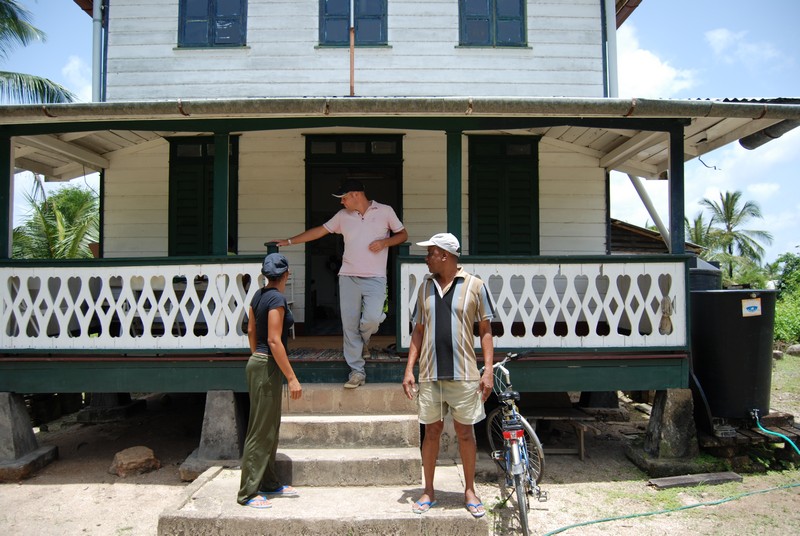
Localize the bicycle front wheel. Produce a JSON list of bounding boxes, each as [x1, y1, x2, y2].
[[486, 407, 545, 484]]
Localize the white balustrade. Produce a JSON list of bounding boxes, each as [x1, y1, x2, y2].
[[399, 259, 687, 350], [2, 258, 686, 353], [1, 262, 265, 351]]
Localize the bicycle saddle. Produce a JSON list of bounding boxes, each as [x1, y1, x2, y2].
[[499, 390, 521, 403]]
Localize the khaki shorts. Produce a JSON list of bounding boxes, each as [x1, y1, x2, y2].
[[417, 380, 485, 425]]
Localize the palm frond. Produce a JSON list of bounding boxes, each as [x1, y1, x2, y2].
[[0, 71, 76, 103], [0, 0, 45, 60]]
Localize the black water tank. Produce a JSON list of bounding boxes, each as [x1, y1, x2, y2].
[[690, 289, 776, 420], [689, 257, 722, 290]]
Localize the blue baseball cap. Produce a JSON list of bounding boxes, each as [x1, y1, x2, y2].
[[261, 253, 289, 277]]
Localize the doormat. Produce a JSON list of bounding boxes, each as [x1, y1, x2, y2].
[[288, 347, 401, 361]]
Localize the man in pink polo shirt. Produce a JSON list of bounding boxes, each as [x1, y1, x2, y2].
[[273, 179, 408, 388]]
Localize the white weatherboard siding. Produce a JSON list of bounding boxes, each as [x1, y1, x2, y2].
[[105, 0, 605, 101], [103, 141, 169, 258], [539, 145, 606, 255], [102, 130, 606, 321]]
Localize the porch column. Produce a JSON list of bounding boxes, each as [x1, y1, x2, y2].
[[0, 135, 11, 259], [212, 132, 230, 256], [668, 125, 686, 254], [446, 131, 462, 242]]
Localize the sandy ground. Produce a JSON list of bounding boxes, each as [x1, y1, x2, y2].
[[1, 391, 798, 536]]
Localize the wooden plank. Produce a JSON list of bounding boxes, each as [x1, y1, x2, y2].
[[526, 408, 595, 421], [648, 472, 743, 490]]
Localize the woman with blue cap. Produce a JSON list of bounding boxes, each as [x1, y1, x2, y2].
[[237, 253, 303, 508]]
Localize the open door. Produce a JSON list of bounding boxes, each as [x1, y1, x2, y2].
[[305, 135, 403, 335]]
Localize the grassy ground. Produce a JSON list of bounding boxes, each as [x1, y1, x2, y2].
[[772, 352, 800, 417]]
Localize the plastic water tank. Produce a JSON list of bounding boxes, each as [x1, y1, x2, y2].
[[690, 289, 776, 420]]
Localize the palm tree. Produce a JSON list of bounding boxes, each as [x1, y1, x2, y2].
[[0, 0, 75, 103], [13, 178, 98, 259], [684, 212, 719, 254], [699, 191, 773, 279]]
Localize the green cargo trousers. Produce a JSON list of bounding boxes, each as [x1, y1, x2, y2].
[[237, 353, 284, 504]]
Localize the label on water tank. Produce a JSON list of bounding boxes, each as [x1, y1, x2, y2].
[[741, 298, 762, 317]]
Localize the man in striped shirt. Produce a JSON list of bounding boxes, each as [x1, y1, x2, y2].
[[402, 233, 495, 518]]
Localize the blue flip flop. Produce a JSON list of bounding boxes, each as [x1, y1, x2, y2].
[[260, 485, 299, 497], [245, 495, 272, 509], [412, 500, 437, 514], [466, 502, 486, 518]]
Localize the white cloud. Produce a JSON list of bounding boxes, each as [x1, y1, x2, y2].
[[746, 182, 780, 199], [705, 28, 786, 71], [617, 25, 696, 98], [62, 55, 92, 102]]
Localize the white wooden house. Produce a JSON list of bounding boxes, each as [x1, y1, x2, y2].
[[1, 1, 799, 401]]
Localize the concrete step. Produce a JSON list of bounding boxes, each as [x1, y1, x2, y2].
[[280, 414, 420, 448], [282, 382, 415, 415], [275, 447, 421, 487], [158, 465, 491, 536]]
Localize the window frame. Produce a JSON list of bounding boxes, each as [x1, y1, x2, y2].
[[319, 0, 388, 47], [459, 0, 527, 47], [178, 0, 248, 48]]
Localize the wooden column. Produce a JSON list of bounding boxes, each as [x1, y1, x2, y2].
[[446, 131, 462, 242], [668, 125, 686, 255], [0, 136, 12, 259], [212, 133, 230, 256]]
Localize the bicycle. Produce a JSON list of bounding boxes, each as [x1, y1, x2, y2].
[[482, 352, 547, 536]]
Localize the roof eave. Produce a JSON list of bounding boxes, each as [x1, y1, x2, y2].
[[2, 97, 800, 125]]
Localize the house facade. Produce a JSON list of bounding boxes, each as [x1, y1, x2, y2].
[[2, 1, 799, 399]]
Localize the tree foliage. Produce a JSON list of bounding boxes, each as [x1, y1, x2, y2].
[[0, 0, 75, 103], [696, 190, 773, 282], [13, 179, 98, 259]]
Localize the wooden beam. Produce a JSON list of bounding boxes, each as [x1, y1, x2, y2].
[[600, 131, 666, 169], [18, 135, 109, 169]]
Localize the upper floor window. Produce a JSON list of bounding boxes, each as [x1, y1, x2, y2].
[[319, 0, 387, 46], [179, 0, 247, 47], [459, 0, 526, 47]]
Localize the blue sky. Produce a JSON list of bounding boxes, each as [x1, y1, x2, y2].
[[5, 0, 799, 263]]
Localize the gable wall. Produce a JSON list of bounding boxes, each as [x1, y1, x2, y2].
[[105, 0, 605, 101]]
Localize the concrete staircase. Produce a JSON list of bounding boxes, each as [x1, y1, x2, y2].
[[158, 384, 491, 535], [274, 384, 422, 486]]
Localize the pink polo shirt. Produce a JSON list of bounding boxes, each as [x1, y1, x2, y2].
[[323, 201, 405, 277]]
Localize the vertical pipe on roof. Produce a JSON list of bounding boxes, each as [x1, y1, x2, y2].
[[349, 0, 355, 96], [92, 0, 102, 102], [604, 0, 619, 98]]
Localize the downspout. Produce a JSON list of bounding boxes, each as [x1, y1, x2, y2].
[[604, 0, 619, 98], [349, 0, 355, 96], [627, 174, 670, 251], [92, 0, 103, 102]]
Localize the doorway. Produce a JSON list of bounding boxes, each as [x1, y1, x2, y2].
[[305, 135, 404, 335]]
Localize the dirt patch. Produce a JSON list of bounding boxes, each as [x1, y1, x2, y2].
[[1, 390, 798, 535]]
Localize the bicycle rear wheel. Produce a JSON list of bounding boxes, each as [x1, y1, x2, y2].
[[514, 472, 531, 536], [486, 407, 545, 484]]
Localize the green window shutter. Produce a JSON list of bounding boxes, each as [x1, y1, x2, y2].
[[469, 137, 539, 255], [170, 164, 212, 256], [169, 137, 239, 256]]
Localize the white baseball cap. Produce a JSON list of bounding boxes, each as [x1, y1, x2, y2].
[[416, 232, 461, 256]]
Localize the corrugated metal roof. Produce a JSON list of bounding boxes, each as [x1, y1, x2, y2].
[[2, 96, 799, 182]]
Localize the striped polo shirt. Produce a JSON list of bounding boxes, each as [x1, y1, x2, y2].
[[412, 267, 496, 382]]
